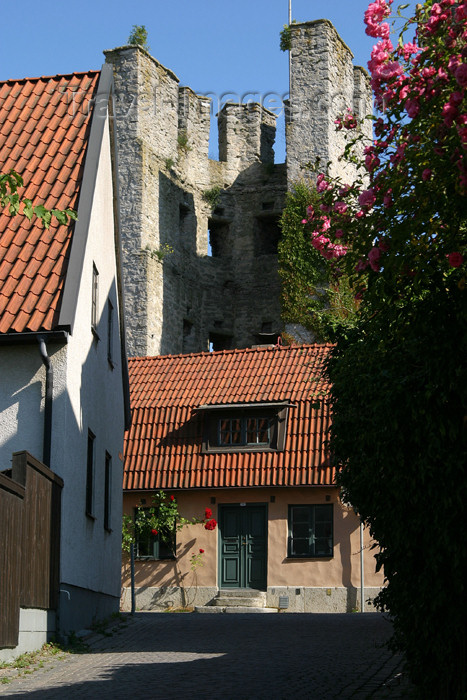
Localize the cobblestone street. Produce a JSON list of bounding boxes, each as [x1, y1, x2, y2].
[[0, 612, 413, 699]]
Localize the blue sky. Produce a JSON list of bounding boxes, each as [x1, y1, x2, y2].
[[0, 0, 415, 160]]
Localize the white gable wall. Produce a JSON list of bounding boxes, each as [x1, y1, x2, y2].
[[50, 113, 126, 632]]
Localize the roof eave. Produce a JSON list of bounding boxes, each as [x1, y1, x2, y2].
[[0, 330, 69, 346]]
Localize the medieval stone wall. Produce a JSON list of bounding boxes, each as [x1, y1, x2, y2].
[[287, 20, 372, 185], [105, 19, 371, 358]]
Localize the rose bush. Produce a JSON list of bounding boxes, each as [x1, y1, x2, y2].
[[293, 2, 466, 696], [122, 491, 217, 554]]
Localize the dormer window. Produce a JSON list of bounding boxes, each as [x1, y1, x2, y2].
[[200, 401, 290, 453], [219, 416, 271, 446]]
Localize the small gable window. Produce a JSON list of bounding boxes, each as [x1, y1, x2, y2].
[[86, 430, 95, 518], [288, 504, 333, 558], [91, 263, 99, 336], [201, 402, 289, 453], [107, 299, 114, 366]]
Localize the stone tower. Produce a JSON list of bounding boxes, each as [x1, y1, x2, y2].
[[104, 19, 371, 358]]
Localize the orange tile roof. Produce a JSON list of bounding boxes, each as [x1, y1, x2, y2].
[[0, 71, 101, 334], [124, 344, 335, 491]]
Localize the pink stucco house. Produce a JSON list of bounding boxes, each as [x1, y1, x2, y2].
[[121, 343, 384, 612]]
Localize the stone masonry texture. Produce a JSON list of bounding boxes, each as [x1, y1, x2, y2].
[[104, 21, 371, 357]]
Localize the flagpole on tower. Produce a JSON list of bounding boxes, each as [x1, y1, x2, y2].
[[288, 0, 292, 98]]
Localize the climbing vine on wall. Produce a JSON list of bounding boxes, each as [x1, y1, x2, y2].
[[1, 169, 77, 230], [122, 491, 217, 555], [278, 181, 359, 342]]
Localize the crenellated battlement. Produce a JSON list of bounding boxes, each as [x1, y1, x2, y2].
[[105, 21, 371, 357]]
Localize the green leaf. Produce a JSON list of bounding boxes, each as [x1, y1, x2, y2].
[[22, 199, 33, 220], [52, 209, 68, 225]]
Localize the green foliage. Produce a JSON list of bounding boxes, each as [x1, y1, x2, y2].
[[202, 185, 222, 211], [189, 550, 205, 571], [165, 157, 175, 170], [144, 243, 174, 261], [0, 641, 75, 684], [278, 181, 358, 342], [310, 2, 467, 697], [279, 21, 296, 52], [1, 169, 77, 229], [122, 490, 205, 554], [177, 130, 191, 153], [330, 286, 467, 698], [279, 24, 292, 52], [127, 25, 150, 51]]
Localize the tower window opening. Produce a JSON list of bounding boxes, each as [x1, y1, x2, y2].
[[209, 333, 232, 352], [254, 216, 281, 256], [208, 220, 230, 258]]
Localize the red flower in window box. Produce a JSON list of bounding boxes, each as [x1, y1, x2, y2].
[[204, 518, 217, 531], [204, 507, 212, 520], [151, 529, 158, 536], [170, 495, 175, 501]]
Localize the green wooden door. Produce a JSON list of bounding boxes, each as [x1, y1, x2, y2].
[[219, 504, 267, 590]]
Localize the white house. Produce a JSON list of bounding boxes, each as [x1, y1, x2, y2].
[[0, 65, 130, 657]]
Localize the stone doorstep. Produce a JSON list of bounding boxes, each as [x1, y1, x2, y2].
[[213, 596, 265, 607], [218, 588, 265, 598], [195, 605, 278, 614], [194, 589, 278, 613]]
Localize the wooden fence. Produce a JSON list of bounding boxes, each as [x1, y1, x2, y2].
[[0, 451, 62, 649]]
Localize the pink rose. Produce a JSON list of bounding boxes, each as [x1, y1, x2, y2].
[[442, 102, 458, 127], [454, 64, 467, 88], [358, 189, 376, 209], [447, 252, 463, 268], [355, 259, 369, 272], [368, 247, 382, 272], [405, 99, 420, 118]]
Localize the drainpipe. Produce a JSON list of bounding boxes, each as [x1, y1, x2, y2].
[[37, 336, 53, 467], [360, 521, 365, 613]]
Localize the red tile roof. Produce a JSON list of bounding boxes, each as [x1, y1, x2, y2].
[[124, 344, 335, 491], [0, 71, 100, 334]]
